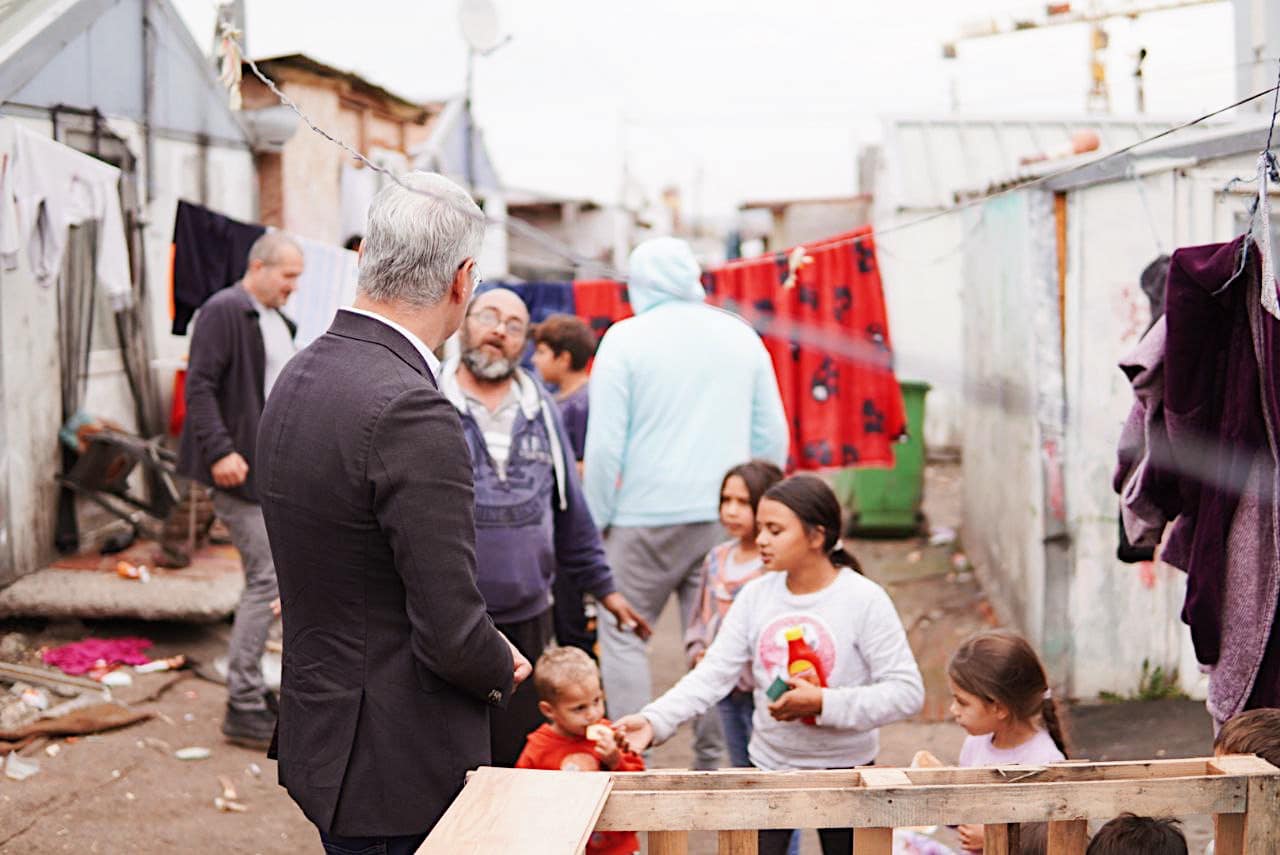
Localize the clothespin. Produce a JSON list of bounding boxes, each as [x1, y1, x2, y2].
[[216, 20, 244, 111], [782, 245, 813, 290]]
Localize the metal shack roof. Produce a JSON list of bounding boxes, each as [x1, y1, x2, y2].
[[0, 0, 250, 147], [881, 112, 1238, 210]]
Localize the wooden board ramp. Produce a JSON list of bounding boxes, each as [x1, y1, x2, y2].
[[421, 756, 1280, 854], [418, 766, 612, 854]]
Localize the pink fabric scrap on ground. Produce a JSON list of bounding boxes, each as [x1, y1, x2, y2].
[[41, 637, 152, 675]]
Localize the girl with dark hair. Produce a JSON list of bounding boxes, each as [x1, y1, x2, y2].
[[947, 630, 1069, 852], [685, 460, 786, 769], [616, 474, 924, 855]]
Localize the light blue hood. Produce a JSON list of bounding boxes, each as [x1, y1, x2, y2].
[[626, 238, 706, 314]]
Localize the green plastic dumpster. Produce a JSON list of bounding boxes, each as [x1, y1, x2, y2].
[[831, 380, 930, 537]]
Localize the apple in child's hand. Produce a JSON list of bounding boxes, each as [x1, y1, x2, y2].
[[586, 724, 611, 744]]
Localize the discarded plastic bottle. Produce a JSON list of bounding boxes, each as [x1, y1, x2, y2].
[[784, 626, 826, 725]]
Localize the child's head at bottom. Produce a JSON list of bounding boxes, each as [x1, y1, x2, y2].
[[534, 646, 606, 738], [1213, 707, 1280, 768], [1086, 814, 1186, 854]]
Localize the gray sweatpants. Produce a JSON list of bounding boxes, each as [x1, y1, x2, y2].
[[214, 491, 279, 713], [598, 521, 726, 770]]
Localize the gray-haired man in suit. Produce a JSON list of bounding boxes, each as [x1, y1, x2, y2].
[[256, 172, 531, 855]]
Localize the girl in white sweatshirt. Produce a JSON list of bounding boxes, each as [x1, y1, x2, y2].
[[615, 475, 924, 855]]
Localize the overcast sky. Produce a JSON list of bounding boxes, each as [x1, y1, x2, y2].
[[172, 1, 1245, 217]]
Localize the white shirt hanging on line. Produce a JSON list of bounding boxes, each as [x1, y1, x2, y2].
[[0, 121, 133, 310]]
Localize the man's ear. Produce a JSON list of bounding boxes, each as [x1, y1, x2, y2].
[[449, 259, 474, 306]]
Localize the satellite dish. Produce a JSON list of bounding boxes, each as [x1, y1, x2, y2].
[[459, 0, 502, 52]]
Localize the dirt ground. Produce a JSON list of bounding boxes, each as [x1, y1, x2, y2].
[[0, 463, 1219, 853]]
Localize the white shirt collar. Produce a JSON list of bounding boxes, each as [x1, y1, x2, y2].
[[339, 306, 441, 379]]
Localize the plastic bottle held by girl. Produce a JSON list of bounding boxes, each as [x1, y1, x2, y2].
[[785, 626, 826, 724]]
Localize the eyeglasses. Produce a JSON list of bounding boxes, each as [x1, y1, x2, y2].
[[468, 306, 527, 337]]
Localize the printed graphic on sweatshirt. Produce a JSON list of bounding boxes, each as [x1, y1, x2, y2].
[[757, 613, 838, 683], [559, 751, 601, 772]]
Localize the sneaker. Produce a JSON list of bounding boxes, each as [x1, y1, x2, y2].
[[221, 705, 276, 750]]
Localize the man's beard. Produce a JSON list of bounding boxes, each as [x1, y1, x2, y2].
[[461, 343, 517, 382]]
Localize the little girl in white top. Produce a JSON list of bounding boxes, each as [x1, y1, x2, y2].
[[946, 630, 1068, 853]]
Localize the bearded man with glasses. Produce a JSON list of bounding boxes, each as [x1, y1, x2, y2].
[[438, 286, 651, 767]]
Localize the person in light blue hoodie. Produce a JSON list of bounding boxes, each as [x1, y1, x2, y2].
[[584, 237, 788, 769]]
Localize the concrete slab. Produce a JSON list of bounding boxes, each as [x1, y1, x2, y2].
[[0, 541, 243, 622]]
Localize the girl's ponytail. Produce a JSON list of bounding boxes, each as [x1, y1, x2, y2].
[[829, 541, 863, 574], [1041, 692, 1069, 758]]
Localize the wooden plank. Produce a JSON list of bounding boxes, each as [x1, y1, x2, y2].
[[1244, 775, 1280, 853], [609, 769, 862, 791], [595, 776, 1247, 831], [608, 758, 1217, 792], [859, 768, 913, 788], [419, 767, 612, 854], [853, 827, 892, 855], [649, 830, 690, 855], [1046, 819, 1088, 855], [903, 758, 1212, 786], [1210, 755, 1280, 777], [718, 829, 757, 855], [985, 822, 1018, 855], [1215, 813, 1246, 855]]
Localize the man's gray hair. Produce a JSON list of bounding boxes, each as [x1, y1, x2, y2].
[[357, 171, 485, 307], [248, 231, 302, 266]]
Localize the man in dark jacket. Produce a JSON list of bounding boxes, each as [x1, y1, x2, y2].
[[177, 231, 303, 748], [256, 172, 531, 854], [438, 287, 650, 767]]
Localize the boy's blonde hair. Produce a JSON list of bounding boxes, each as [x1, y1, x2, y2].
[[534, 646, 600, 702]]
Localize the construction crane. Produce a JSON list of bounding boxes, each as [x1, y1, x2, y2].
[[942, 0, 1227, 113]]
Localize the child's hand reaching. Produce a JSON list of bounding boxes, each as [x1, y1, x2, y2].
[[589, 724, 623, 769], [611, 715, 654, 754], [768, 672, 824, 722], [957, 823, 984, 852]]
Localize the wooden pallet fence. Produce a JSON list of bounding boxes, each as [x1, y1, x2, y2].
[[421, 755, 1280, 855]]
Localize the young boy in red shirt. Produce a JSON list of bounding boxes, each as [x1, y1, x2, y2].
[[516, 646, 644, 855]]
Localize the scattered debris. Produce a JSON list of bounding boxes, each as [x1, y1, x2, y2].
[[98, 670, 133, 688], [140, 736, 173, 754], [0, 661, 107, 698], [951, 552, 970, 572], [183, 713, 196, 722], [0, 633, 31, 663], [135, 655, 185, 674], [218, 775, 238, 800], [111, 769, 121, 779], [0, 693, 41, 731], [4, 752, 39, 781], [213, 796, 248, 813], [906, 550, 922, 564], [44, 743, 60, 758], [928, 526, 957, 547], [246, 762, 262, 778], [183, 690, 199, 700], [15, 685, 50, 711], [42, 638, 152, 678], [175, 746, 211, 761], [125, 791, 136, 801], [115, 561, 151, 583]]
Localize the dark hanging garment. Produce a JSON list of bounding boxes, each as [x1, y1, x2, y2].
[[171, 200, 265, 335], [1115, 235, 1280, 723]]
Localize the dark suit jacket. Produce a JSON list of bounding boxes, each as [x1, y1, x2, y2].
[[256, 309, 514, 836], [177, 284, 296, 502]]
